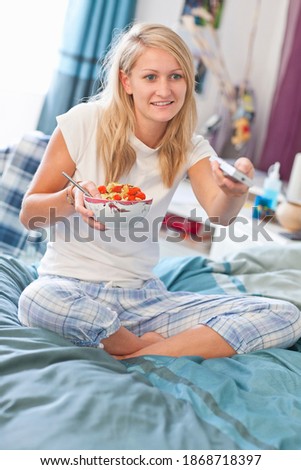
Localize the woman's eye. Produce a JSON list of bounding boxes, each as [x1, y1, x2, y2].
[[170, 73, 183, 80], [145, 74, 156, 81]]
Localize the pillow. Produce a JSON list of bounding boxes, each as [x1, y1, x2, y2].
[[0, 131, 50, 259]]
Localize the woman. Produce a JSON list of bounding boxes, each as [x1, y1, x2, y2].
[[18, 23, 301, 359]]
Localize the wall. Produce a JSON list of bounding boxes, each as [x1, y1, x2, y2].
[[135, 0, 289, 162], [0, 92, 44, 148], [214, 0, 288, 163], [135, 0, 185, 27]]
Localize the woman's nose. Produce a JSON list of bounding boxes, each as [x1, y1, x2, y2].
[[155, 78, 171, 97]]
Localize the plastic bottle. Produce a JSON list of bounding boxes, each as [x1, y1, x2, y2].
[[263, 162, 282, 211]]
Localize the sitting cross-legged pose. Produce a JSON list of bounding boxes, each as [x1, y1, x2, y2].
[[18, 23, 301, 359]]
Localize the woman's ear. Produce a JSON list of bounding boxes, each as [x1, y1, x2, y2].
[[119, 70, 132, 94]]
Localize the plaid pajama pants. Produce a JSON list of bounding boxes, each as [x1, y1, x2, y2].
[[18, 275, 301, 353]]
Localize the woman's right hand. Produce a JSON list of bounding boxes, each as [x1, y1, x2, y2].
[[72, 181, 106, 231]]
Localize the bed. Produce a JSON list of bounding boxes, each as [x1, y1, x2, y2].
[[1, 133, 301, 450]]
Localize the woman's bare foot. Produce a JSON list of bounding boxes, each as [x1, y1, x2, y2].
[[140, 331, 165, 345], [113, 331, 164, 359], [114, 325, 236, 360]]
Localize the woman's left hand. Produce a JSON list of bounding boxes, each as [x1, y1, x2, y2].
[[210, 157, 254, 197]]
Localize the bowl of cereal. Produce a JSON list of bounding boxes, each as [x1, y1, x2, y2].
[[84, 182, 153, 225]]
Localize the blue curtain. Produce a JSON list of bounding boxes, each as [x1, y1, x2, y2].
[[37, 0, 137, 135]]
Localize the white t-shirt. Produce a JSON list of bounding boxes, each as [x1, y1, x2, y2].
[[38, 101, 217, 282]]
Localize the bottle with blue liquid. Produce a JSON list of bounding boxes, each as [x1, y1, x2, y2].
[[263, 162, 282, 211]]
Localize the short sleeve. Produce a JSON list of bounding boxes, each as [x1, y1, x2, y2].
[[186, 134, 217, 170], [56, 102, 100, 165]]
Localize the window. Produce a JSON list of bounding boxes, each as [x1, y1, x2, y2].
[[0, 0, 68, 145], [0, 0, 68, 94]]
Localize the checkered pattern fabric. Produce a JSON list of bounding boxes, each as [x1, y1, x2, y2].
[[0, 143, 15, 178], [0, 132, 49, 259], [18, 274, 301, 352]]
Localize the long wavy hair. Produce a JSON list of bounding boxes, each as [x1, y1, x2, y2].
[[91, 23, 197, 187]]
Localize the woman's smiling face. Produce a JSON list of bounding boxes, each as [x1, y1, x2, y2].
[[120, 47, 187, 136]]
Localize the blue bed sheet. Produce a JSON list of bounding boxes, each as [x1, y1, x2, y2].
[[1, 248, 301, 450]]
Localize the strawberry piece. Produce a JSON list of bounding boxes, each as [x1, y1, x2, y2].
[[111, 185, 123, 193], [112, 194, 122, 200], [128, 186, 140, 195], [98, 185, 107, 194], [135, 192, 146, 200]]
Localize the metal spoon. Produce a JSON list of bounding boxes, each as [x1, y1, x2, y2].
[[62, 172, 92, 197]]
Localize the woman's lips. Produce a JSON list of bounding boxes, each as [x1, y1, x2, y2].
[[151, 101, 173, 107]]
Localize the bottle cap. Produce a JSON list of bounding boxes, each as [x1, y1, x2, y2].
[[268, 162, 280, 180]]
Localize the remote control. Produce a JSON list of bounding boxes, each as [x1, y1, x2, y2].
[[210, 156, 253, 187]]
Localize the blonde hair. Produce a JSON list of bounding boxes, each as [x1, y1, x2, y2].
[[91, 23, 197, 187]]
